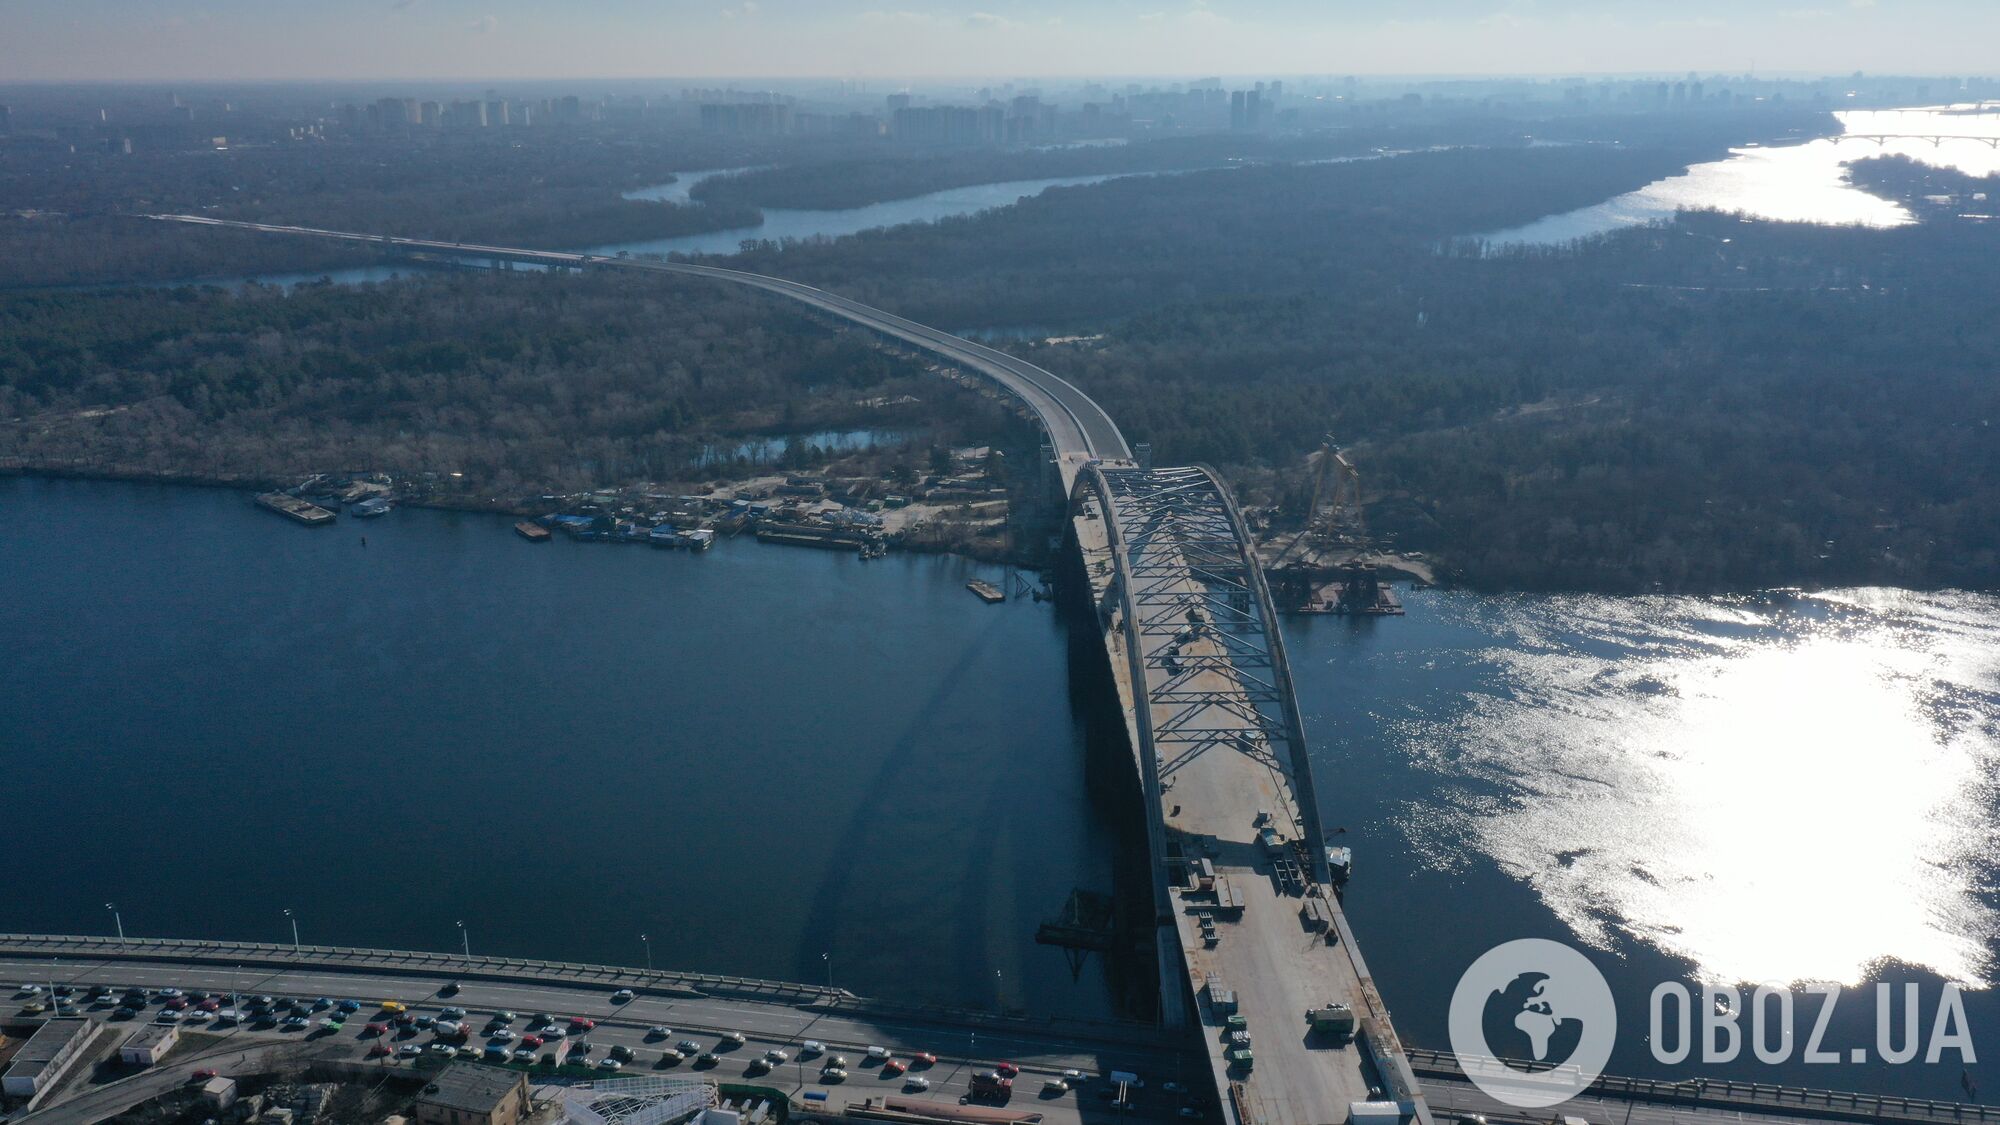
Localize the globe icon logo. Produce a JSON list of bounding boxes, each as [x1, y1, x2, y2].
[[1449, 939, 1617, 1109], [1481, 971, 1587, 1068]]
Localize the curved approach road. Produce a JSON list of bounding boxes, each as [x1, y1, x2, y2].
[[144, 215, 1132, 478]]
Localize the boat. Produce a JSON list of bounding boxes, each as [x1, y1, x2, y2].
[[676, 529, 715, 551], [352, 497, 392, 518], [966, 580, 1006, 604], [514, 521, 552, 542]]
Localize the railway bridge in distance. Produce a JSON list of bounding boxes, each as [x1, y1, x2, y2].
[[145, 214, 1436, 1125]]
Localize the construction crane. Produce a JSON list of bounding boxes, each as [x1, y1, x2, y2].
[[1270, 435, 1402, 616], [1274, 434, 1364, 567]]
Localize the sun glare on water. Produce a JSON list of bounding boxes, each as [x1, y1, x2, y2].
[[1417, 590, 2000, 988]]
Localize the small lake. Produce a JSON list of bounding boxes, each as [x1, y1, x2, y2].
[[1482, 103, 2000, 245], [698, 428, 914, 467]]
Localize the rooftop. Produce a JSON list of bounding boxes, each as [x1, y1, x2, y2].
[[417, 1063, 525, 1113], [2, 1018, 94, 1082]]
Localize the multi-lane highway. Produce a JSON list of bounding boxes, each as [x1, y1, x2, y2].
[[3, 952, 1204, 1125]]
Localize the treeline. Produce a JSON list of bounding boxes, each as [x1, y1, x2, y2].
[[690, 109, 1832, 211], [1847, 154, 2000, 219], [0, 129, 762, 287], [0, 272, 1003, 496]]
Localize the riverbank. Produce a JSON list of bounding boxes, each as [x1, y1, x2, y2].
[[0, 453, 1033, 567]]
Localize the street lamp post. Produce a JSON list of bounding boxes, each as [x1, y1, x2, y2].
[[105, 903, 123, 941], [283, 909, 299, 950], [457, 921, 470, 958], [822, 951, 832, 992], [641, 934, 652, 973]]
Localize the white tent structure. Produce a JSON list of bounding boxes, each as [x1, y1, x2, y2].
[[545, 1075, 719, 1125]]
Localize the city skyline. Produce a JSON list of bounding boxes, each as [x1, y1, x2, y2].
[[4, 0, 1998, 83]]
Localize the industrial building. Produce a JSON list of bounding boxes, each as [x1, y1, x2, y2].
[[0, 1018, 100, 1099], [118, 1023, 179, 1066]]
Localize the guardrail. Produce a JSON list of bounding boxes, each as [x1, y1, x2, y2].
[[0, 934, 836, 1006], [1404, 1046, 1998, 1125]]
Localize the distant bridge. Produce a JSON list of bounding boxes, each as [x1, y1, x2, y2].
[[148, 213, 1432, 1125], [1832, 133, 2000, 149]]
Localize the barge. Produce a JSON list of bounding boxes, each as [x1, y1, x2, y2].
[[255, 492, 336, 526]]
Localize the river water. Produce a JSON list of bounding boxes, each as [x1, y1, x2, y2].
[[606, 169, 1121, 258], [1485, 103, 2000, 244], [7, 477, 1996, 1095]]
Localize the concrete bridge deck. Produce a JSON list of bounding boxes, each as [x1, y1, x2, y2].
[[1072, 468, 1428, 1125]]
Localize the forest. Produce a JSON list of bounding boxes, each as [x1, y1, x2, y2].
[[709, 144, 2000, 592], [0, 272, 1006, 497]]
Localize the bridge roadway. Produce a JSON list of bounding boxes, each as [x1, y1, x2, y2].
[[152, 216, 1426, 1125], [143, 214, 1130, 493]]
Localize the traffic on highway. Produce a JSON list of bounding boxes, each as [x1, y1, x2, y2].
[[6, 956, 1207, 1125]]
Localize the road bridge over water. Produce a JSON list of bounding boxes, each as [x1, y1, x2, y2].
[[148, 214, 1422, 1124]]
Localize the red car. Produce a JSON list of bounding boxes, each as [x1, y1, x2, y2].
[[190, 1068, 219, 1082], [196, 998, 221, 1012], [568, 1017, 595, 1032], [883, 1059, 908, 1075], [363, 1022, 388, 1036], [366, 1043, 391, 1058], [521, 1035, 544, 1049], [165, 998, 189, 1011], [911, 1052, 937, 1066], [995, 1062, 1020, 1079]]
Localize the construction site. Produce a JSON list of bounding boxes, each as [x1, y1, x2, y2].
[[1252, 437, 1414, 617]]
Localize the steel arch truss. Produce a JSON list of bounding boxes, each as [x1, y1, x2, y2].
[[1086, 466, 1309, 791]]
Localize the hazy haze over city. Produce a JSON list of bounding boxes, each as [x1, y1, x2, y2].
[[5, 0, 1997, 81]]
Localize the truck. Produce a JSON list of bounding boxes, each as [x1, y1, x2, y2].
[[1307, 1004, 1358, 1041], [1345, 1102, 1402, 1125]]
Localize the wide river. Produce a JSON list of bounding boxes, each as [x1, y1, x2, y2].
[[1486, 102, 2000, 244], [6, 477, 1996, 1098]]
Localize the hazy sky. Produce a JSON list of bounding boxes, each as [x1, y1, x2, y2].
[[3, 0, 1996, 83]]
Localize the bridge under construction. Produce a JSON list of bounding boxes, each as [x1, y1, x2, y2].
[[148, 213, 1433, 1125]]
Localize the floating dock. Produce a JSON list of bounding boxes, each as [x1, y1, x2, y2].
[[514, 521, 552, 542], [255, 492, 336, 526], [965, 579, 1006, 603]]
